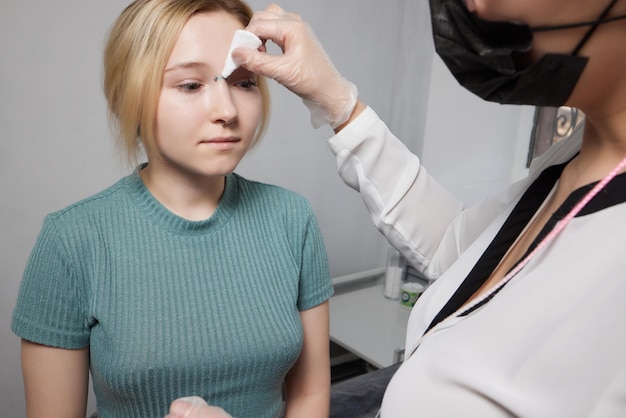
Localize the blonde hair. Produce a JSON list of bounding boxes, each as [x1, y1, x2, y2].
[[103, 0, 270, 165]]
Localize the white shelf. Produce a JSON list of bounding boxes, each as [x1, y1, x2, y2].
[[330, 280, 410, 369]]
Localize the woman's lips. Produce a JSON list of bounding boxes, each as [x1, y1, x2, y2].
[[200, 137, 240, 150]]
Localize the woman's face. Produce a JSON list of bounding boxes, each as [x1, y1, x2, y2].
[[152, 11, 262, 179]]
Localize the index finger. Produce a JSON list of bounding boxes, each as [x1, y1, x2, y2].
[[245, 5, 304, 47]]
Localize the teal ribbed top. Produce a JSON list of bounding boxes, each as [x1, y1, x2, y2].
[[12, 168, 333, 418]]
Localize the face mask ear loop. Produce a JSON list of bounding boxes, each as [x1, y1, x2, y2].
[[571, 0, 618, 55]]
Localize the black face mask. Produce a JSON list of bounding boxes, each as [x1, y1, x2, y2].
[[429, 0, 626, 106]]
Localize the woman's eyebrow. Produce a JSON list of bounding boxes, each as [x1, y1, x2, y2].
[[229, 66, 255, 78], [164, 61, 210, 73]]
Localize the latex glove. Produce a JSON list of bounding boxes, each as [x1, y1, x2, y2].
[[232, 3, 358, 129], [165, 396, 233, 418]]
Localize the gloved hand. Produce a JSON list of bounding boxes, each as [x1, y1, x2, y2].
[[165, 396, 233, 418], [232, 3, 358, 129]]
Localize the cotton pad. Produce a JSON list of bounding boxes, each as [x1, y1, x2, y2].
[[220, 29, 262, 79]]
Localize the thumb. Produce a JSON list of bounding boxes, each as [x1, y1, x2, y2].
[[166, 396, 207, 418]]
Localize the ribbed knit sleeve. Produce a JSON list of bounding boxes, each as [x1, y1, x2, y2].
[[12, 215, 90, 348], [294, 203, 333, 311]]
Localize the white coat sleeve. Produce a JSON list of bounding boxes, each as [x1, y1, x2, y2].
[[327, 106, 466, 279]]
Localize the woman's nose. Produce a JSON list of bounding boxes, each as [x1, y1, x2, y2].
[[208, 79, 237, 127]]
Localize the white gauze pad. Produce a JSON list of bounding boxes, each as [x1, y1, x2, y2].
[[221, 29, 262, 79]]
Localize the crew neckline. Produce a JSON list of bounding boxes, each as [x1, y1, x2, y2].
[[124, 165, 239, 236]]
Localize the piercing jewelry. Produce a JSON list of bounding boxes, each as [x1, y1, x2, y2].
[[214, 75, 227, 82]]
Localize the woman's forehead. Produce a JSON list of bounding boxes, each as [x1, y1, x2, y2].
[[166, 11, 244, 72]]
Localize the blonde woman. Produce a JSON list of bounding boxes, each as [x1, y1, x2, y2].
[[11, 1, 332, 417]]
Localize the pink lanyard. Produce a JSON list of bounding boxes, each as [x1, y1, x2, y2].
[[409, 154, 626, 357]]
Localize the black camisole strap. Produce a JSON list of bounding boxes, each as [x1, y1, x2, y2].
[[424, 162, 567, 333]]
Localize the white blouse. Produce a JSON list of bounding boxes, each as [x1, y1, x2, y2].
[[328, 106, 626, 417]]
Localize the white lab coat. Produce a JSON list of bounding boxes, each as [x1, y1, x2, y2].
[[328, 106, 626, 417]]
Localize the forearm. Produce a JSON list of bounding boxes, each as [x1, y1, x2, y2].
[[284, 359, 330, 418], [283, 390, 330, 418]]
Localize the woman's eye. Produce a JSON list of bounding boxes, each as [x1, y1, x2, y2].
[[178, 82, 203, 92], [234, 79, 259, 90]]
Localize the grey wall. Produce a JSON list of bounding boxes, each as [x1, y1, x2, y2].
[[0, 0, 532, 416]]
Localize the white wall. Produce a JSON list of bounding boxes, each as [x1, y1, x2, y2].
[[421, 56, 534, 206], [0, 1, 533, 416]]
